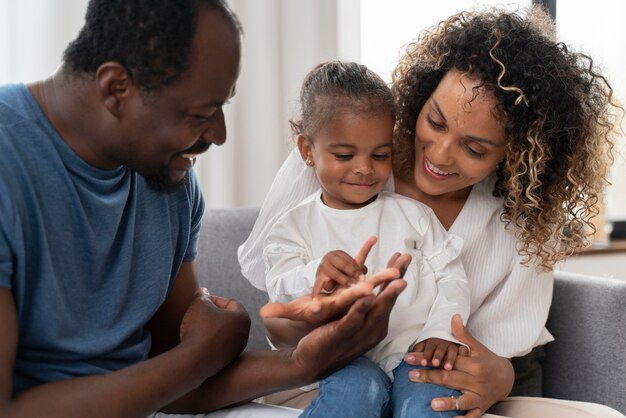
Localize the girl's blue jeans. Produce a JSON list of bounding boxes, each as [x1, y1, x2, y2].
[[299, 356, 463, 418]]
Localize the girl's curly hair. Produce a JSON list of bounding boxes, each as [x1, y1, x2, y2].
[[392, 6, 620, 270]]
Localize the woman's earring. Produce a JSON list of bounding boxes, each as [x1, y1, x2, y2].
[[306, 159, 314, 167]]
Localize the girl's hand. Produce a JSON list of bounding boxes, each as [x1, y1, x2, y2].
[[404, 314, 514, 418], [312, 236, 377, 298], [412, 338, 468, 370]]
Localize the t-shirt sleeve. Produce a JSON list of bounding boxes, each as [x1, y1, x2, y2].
[[183, 170, 205, 261], [0, 183, 15, 289]]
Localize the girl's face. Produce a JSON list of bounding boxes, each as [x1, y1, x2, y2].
[[299, 111, 394, 210], [412, 70, 507, 200]]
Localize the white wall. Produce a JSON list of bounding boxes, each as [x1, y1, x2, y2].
[[0, 0, 88, 83]]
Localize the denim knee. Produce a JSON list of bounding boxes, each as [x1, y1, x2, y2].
[[300, 356, 392, 418], [391, 362, 463, 418]]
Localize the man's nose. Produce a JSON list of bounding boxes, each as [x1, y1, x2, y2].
[[201, 108, 226, 146]]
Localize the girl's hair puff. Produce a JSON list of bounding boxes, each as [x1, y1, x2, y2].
[[291, 61, 395, 139], [392, 5, 620, 270]]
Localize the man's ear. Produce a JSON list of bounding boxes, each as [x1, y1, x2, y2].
[[297, 134, 314, 166], [95, 62, 134, 118]]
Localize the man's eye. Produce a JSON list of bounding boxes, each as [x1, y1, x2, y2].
[[191, 107, 219, 121]]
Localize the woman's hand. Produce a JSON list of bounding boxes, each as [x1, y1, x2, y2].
[[404, 314, 514, 418]]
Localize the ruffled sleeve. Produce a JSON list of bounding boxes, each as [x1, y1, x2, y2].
[[414, 211, 471, 345], [238, 148, 319, 290]]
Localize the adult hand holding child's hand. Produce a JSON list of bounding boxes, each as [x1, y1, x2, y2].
[[262, 236, 405, 325], [311, 236, 377, 298]]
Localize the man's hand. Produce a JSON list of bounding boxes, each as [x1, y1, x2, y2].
[[290, 278, 407, 382], [179, 289, 251, 375], [261, 267, 402, 325], [385, 252, 412, 279]]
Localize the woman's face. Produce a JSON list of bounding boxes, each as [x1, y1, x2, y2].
[[412, 70, 506, 199]]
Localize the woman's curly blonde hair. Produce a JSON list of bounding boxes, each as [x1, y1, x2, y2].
[[392, 6, 620, 270]]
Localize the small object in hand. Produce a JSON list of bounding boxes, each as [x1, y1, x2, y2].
[[198, 287, 211, 302]]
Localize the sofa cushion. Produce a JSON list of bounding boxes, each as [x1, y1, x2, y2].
[[196, 207, 270, 351], [544, 271, 626, 413]]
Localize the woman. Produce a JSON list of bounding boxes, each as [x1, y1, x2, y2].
[[238, 6, 622, 417]]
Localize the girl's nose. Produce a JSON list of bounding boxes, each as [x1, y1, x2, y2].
[[353, 158, 374, 175]]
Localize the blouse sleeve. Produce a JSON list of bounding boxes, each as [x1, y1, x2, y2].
[[415, 211, 471, 345], [467, 255, 554, 358], [238, 148, 319, 291], [262, 214, 321, 303]]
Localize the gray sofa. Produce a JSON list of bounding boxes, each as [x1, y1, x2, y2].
[[196, 207, 626, 414]]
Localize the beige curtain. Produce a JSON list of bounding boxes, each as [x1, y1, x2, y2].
[[0, 0, 89, 83], [197, 0, 361, 209]]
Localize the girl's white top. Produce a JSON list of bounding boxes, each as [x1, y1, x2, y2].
[[264, 190, 470, 375], [238, 148, 554, 359]]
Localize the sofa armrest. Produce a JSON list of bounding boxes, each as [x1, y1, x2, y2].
[[196, 207, 269, 351], [544, 270, 626, 413]]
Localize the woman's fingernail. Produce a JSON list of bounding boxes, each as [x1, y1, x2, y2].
[[409, 370, 420, 380], [405, 354, 415, 362], [432, 399, 445, 410]]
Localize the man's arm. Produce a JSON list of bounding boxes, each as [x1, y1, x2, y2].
[[0, 287, 215, 418], [162, 277, 408, 412], [0, 261, 250, 418], [0, 259, 405, 416]]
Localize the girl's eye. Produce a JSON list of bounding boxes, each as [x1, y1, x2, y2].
[[334, 153, 353, 160], [372, 153, 389, 160]]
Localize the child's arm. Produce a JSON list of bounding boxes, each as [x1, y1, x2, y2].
[[412, 210, 471, 359]]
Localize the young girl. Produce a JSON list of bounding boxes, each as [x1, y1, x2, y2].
[[260, 61, 471, 418]]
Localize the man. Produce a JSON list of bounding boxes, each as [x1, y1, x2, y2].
[[0, 1, 405, 417]]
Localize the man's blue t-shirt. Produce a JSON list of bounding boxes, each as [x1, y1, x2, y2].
[[0, 84, 204, 393]]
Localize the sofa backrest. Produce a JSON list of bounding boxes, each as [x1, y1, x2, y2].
[[544, 271, 626, 412], [196, 207, 271, 351]]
